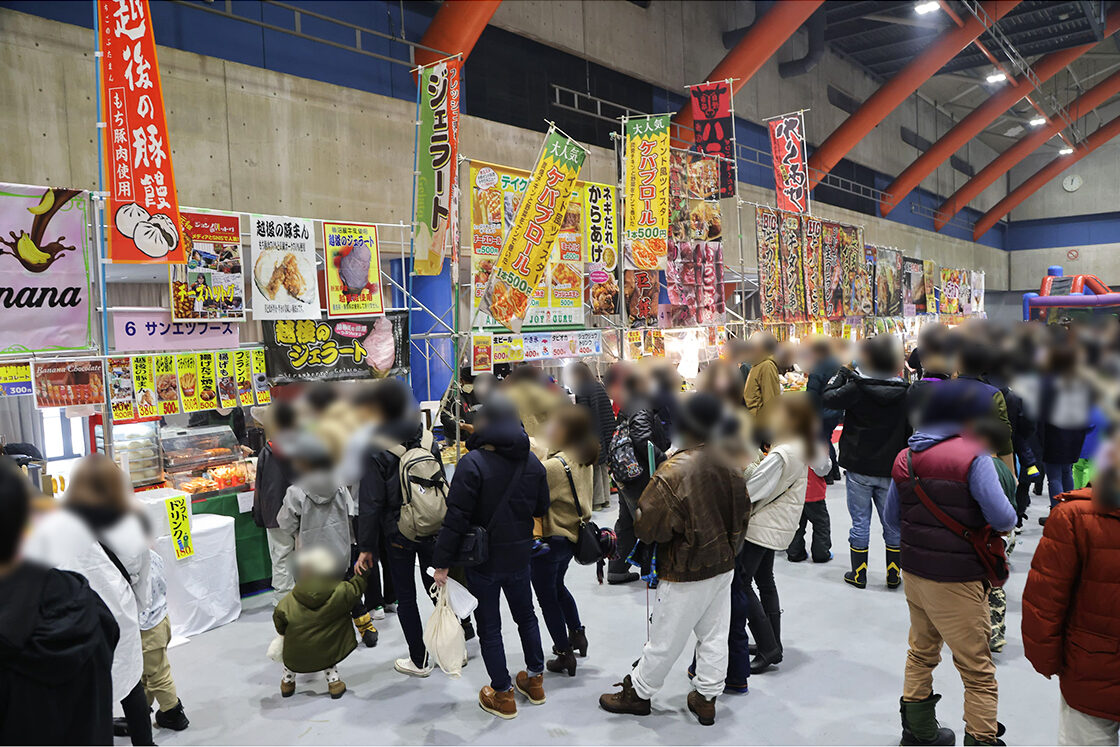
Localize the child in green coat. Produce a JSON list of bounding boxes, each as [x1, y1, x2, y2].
[[273, 546, 369, 699]]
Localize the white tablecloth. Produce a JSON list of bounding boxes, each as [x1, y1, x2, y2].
[[154, 513, 241, 638]]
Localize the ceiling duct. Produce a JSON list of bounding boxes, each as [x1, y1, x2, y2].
[[779, 10, 826, 78]]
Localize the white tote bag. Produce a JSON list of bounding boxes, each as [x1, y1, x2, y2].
[[423, 584, 466, 677]]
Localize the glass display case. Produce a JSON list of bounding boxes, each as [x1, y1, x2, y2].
[[160, 425, 251, 496], [95, 420, 163, 488]]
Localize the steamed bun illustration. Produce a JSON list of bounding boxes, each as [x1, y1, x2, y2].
[[115, 202, 150, 238]]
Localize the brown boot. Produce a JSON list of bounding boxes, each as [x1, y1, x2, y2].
[[515, 671, 546, 704], [280, 679, 295, 698], [327, 679, 346, 699], [599, 674, 651, 716], [479, 686, 517, 719], [687, 690, 716, 726]]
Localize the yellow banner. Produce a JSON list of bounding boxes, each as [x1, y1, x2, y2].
[[216, 351, 238, 409], [251, 349, 271, 404], [234, 350, 254, 406], [623, 115, 670, 270], [165, 494, 194, 560], [154, 354, 180, 416], [175, 354, 201, 412], [480, 129, 587, 332]]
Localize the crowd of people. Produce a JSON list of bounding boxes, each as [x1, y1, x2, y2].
[[2, 317, 1120, 745]]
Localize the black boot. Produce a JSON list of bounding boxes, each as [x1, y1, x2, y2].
[[886, 546, 902, 589], [113, 718, 130, 737], [768, 611, 782, 657], [963, 724, 1006, 746], [569, 626, 588, 657], [545, 647, 577, 677], [844, 546, 868, 589], [155, 700, 190, 731], [900, 693, 956, 746]]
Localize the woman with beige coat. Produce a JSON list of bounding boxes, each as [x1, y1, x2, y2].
[[530, 404, 599, 677]]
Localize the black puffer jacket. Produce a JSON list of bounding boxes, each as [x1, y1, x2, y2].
[[822, 366, 911, 477], [619, 397, 670, 495], [0, 562, 119, 745], [574, 378, 616, 465], [252, 441, 293, 529], [357, 416, 441, 552], [432, 419, 550, 574]]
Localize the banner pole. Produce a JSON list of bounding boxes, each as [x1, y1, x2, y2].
[[726, 81, 746, 326], [92, 0, 115, 458], [616, 118, 628, 349], [407, 62, 423, 396]]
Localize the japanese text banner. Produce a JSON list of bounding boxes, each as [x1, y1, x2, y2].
[[262, 313, 409, 385], [768, 112, 809, 214], [414, 60, 461, 276], [98, 0, 185, 263], [623, 115, 670, 270], [479, 128, 586, 333], [689, 81, 735, 198]]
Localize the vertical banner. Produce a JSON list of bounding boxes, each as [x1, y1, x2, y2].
[[841, 227, 872, 317], [923, 259, 940, 313], [414, 60, 461, 276], [234, 349, 254, 406], [215, 351, 238, 409], [323, 222, 384, 318], [623, 115, 670, 270], [624, 269, 659, 328], [874, 247, 903, 317], [479, 128, 587, 333], [754, 206, 782, 322], [820, 221, 846, 320], [97, 0, 184, 263], [802, 218, 825, 319], [940, 268, 962, 314], [251, 348, 271, 404], [971, 270, 985, 315], [0, 184, 95, 354], [165, 494, 194, 560], [778, 212, 806, 321], [107, 357, 137, 421], [132, 355, 158, 418], [586, 183, 619, 316], [767, 112, 809, 214], [688, 81, 736, 198], [865, 245, 878, 315], [903, 257, 926, 316], [153, 353, 180, 415], [470, 333, 493, 375], [249, 215, 318, 320], [171, 211, 245, 321]]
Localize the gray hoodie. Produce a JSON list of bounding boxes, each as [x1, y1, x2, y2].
[[276, 471, 355, 574]]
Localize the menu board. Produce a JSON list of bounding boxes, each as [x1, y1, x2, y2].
[[472, 330, 602, 370], [131, 355, 158, 419], [215, 351, 238, 409], [323, 221, 384, 318], [154, 353, 181, 415], [249, 215, 319, 320], [171, 211, 245, 321], [0, 362, 33, 397], [107, 357, 138, 421], [175, 354, 200, 412], [471, 333, 492, 375], [33, 358, 106, 409], [251, 349, 271, 404], [234, 350, 254, 406]]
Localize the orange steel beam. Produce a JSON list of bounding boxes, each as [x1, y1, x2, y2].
[[806, 0, 1020, 190], [671, 0, 823, 144], [414, 0, 502, 69], [879, 9, 1120, 216], [972, 112, 1120, 238], [934, 67, 1120, 229]]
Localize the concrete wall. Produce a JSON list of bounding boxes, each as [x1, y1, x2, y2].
[[1008, 243, 1120, 291], [491, 0, 1009, 213], [0, 6, 1006, 290]]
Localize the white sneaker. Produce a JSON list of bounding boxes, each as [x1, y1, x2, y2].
[[385, 603, 398, 613], [371, 606, 386, 620], [394, 656, 433, 677]]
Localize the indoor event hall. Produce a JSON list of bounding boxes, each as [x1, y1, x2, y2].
[[1, 1, 1119, 746]]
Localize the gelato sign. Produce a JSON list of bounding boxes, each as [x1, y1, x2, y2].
[[261, 312, 409, 385]]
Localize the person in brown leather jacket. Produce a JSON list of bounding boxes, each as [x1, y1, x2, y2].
[[599, 393, 751, 727]]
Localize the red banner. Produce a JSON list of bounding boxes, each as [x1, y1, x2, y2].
[[768, 113, 809, 214], [98, 0, 184, 264], [688, 81, 736, 198]]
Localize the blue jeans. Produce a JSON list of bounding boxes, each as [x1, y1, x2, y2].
[[467, 566, 544, 691], [846, 471, 900, 549], [386, 532, 436, 668], [1044, 462, 1074, 506], [529, 538, 582, 652]]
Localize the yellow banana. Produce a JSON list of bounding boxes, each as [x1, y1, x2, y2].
[[26, 189, 54, 215], [16, 232, 52, 266]]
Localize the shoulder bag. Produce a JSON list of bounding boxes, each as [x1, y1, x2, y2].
[[906, 449, 1010, 587], [449, 461, 525, 568], [555, 455, 604, 566]]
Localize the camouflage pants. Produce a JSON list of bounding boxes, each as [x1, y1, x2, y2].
[[988, 587, 1007, 651]]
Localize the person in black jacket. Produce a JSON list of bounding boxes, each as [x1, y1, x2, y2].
[[805, 337, 842, 482], [905, 324, 954, 429], [607, 371, 670, 585], [0, 458, 120, 745], [432, 396, 550, 720], [354, 378, 444, 678], [251, 401, 298, 594], [569, 362, 616, 510], [822, 334, 911, 590]]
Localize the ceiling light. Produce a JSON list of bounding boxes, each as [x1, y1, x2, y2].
[[915, 1, 940, 14], [1029, 117, 1046, 127], [1059, 147, 1074, 155], [986, 72, 1007, 84]]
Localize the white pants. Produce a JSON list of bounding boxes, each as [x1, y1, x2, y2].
[[267, 527, 296, 594], [631, 571, 733, 701], [1060, 695, 1120, 746]]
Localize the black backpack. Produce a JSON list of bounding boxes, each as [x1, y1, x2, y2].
[[608, 416, 644, 486]]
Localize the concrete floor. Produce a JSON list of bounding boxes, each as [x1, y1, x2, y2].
[[144, 482, 1060, 746]]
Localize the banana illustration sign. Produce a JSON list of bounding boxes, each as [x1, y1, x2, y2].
[[0, 183, 94, 354]]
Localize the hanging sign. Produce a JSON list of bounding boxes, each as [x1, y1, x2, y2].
[[624, 269, 659, 328], [33, 359, 106, 409], [215, 351, 238, 409], [234, 350, 254, 406], [262, 313, 409, 385], [107, 357, 138, 421], [414, 60, 461, 276], [0, 362, 33, 397], [249, 215, 318, 320], [153, 354, 180, 415], [113, 311, 239, 352], [479, 128, 587, 333], [251, 349, 271, 404], [0, 184, 95, 354], [131, 355, 158, 418], [755, 206, 782, 322], [470, 333, 493, 375], [324, 222, 384, 318], [802, 218, 825, 319], [171, 212, 245, 321], [903, 257, 926, 316], [768, 112, 809, 214], [98, 0, 184, 263], [875, 247, 904, 317], [585, 182, 619, 316], [174, 353, 200, 412], [779, 213, 806, 321], [492, 334, 525, 366], [688, 81, 736, 198], [623, 115, 670, 270], [165, 494, 194, 560], [971, 270, 985, 314]]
